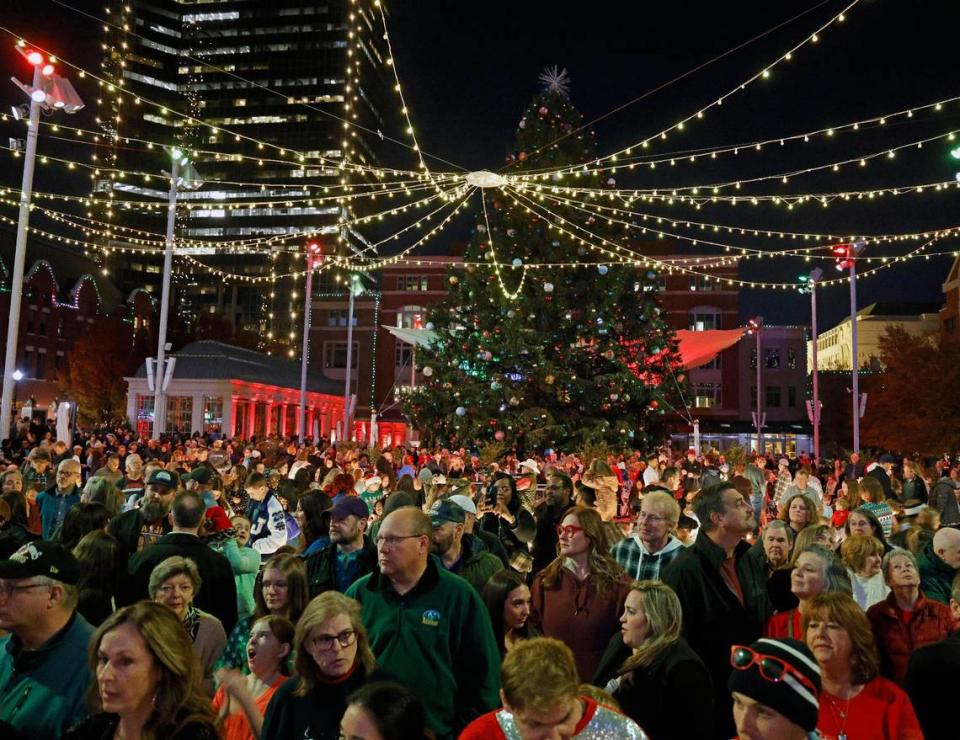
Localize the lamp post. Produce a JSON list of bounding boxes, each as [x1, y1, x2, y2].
[[152, 148, 202, 440], [833, 241, 866, 453], [1, 44, 84, 443], [342, 273, 362, 442], [299, 241, 324, 441], [748, 316, 764, 454], [800, 268, 824, 461]]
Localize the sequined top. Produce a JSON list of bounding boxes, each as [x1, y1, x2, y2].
[[494, 699, 649, 739]]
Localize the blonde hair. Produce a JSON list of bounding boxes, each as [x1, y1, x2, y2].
[[502, 637, 579, 715], [840, 534, 884, 573], [88, 602, 216, 739], [293, 591, 374, 696], [639, 491, 681, 527], [618, 581, 683, 672], [801, 592, 879, 685]]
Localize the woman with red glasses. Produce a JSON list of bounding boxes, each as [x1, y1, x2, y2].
[[803, 592, 923, 740], [530, 505, 631, 681]]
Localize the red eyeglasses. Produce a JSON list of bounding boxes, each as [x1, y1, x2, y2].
[[557, 524, 585, 538], [730, 645, 818, 695]]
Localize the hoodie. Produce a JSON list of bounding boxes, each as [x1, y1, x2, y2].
[[611, 533, 685, 581]]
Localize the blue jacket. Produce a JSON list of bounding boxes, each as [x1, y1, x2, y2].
[[35, 484, 81, 540], [0, 611, 94, 738]]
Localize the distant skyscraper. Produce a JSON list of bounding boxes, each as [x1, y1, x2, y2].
[[94, 0, 391, 354]]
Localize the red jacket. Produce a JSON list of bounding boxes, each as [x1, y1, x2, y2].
[[867, 591, 956, 684]]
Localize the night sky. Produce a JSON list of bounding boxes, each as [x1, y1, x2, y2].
[[4, 0, 960, 329]]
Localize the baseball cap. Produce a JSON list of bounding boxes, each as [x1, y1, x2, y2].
[[147, 469, 177, 489], [879, 453, 897, 465], [430, 500, 465, 527], [332, 496, 370, 521], [0, 541, 81, 584], [183, 467, 212, 485], [447, 494, 477, 516]]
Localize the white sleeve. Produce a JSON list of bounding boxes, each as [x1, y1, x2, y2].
[[251, 497, 288, 553]]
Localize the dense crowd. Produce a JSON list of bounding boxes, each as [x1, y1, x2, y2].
[[1, 420, 958, 739]]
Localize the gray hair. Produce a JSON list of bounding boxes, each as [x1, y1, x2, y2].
[[148, 556, 202, 598], [881, 548, 917, 583], [32, 575, 79, 611], [800, 545, 852, 595], [763, 518, 795, 543], [640, 491, 681, 527]]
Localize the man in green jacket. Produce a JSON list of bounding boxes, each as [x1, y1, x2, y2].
[[430, 499, 503, 593], [0, 541, 94, 739], [346, 507, 501, 740], [918, 528, 960, 604]]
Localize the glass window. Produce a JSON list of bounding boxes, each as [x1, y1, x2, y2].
[[395, 342, 414, 368], [136, 395, 155, 438], [166, 396, 193, 433], [693, 383, 722, 409], [689, 275, 721, 292], [203, 396, 223, 434], [765, 348, 781, 369], [765, 386, 781, 407], [35, 352, 45, 380], [787, 347, 798, 370], [689, 311, 718, 331], [788, 386, 797, 408], [324, 342, 359, 369]]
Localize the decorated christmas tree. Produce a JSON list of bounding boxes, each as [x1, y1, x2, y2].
[[403, 68, 684, 451]]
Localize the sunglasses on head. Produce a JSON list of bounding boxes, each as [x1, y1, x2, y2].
[[730, 645, 817, 695]]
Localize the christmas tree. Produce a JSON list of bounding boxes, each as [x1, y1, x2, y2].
[[403, 68, 685, 451]]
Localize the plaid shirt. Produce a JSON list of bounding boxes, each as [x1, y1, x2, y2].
[[611, 535, 683, 581]]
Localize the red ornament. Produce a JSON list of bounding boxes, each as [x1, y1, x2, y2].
[[649, 400, 659, 409], [538, 106, 549, 117]]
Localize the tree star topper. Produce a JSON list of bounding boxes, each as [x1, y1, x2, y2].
[[538, 66, 571, 98]]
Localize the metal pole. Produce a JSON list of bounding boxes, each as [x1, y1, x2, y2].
[[810, 281, 820, 462], [343, 284, 356, 441], [756, 326, 763, 454], [299, 256, 315, 441], [152, 157, 179, 441], [849, 259, 860, 454], [1, 65, 42, 443]]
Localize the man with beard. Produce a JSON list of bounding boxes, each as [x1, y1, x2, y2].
[[304, 496, 377, 598], [531, 471, 575, 574], [109, 469, 177, 565], [430, 500, 502, 593]]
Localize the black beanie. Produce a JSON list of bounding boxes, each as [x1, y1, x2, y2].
[[728, 638, 822, 732]]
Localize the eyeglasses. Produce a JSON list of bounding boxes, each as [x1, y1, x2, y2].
[[308, 628, 357, 651], [730, 645, 817, 695], [636, 511, 669, 524], [376, 534, 423, 547], [0, 582, 49, 598], [556, 524, 585, 538]]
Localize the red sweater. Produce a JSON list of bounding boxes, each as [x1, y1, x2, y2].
[[764, 608, 803, 639], [867, 591, 956, 684], [816, 677, 923, 740], [461, 697, 600, 739]]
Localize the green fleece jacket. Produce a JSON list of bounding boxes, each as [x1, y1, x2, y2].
[[346, 555, 501, 739], [0, 611, 94, 739]]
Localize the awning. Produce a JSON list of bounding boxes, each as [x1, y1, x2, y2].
[[674, 328, 747, 369], [384, 325, 747, 371]]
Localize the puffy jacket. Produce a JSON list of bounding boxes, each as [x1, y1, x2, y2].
[[867, 591, 956, 684], [443, 534, 503, 593], [929, 477, 960, 525], [917, 540, 959, 605]]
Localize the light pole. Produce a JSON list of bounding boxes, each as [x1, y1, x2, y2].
[[152, 148, 201, 440], [833, 242, 865, 453], [748, 316, 764, 454], [299, 241, 324, 441], [1, 44, 84, 443], [800, 268, 823, 461], [342, 273, 362, 442]]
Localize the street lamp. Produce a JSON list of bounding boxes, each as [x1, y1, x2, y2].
[[152, 147, 202, 440], [342, 273, 363, 442], [1, 43, 84, 443], [747, 316, 764, 454], [799, 268, 823, 461], [833, 241, 866, 453], [299, 241, 325, 440]]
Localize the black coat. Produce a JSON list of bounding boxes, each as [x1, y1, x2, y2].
[[904, 630, 960, 740], [593, 634, 713, 740], [866, 466, 893, 500], [304, 536, 378, 599], [126, 532, 238, 634], [662, 533, 770, 740]]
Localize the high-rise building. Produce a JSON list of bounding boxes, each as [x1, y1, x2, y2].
[[94, 0, 392, 354]]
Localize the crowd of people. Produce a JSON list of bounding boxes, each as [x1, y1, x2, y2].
[[1, 420, 959, 739]]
